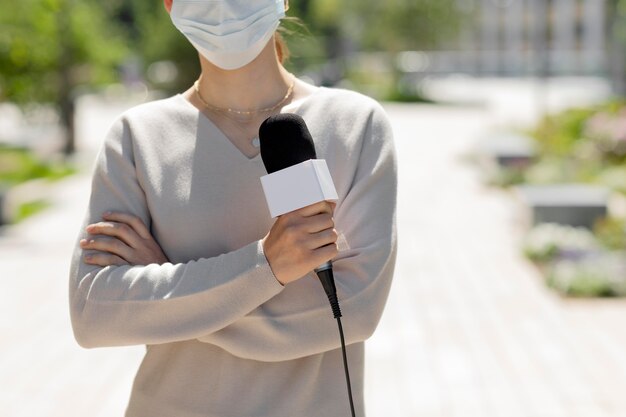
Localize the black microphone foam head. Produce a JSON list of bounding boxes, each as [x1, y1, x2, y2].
[[259, 113, 317, 174]]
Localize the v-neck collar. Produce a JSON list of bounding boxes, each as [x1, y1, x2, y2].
[[175, 87, 326, 162]]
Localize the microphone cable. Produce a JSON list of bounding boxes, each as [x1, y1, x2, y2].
[[315, 263, 356, 417]]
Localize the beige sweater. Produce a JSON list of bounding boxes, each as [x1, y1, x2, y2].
[[69, 87, 397, 417]]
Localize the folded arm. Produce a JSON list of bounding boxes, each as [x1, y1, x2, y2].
[[71, 103, 398, 361], [69, 116, 284, 348]]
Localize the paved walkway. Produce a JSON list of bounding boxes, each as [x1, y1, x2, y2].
[[366, 103, 626, 417], [2, 91, 626, 416]]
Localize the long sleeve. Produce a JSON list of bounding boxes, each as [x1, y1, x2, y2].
[[68, 115, 284, 348], [197, 102, 398, 362]]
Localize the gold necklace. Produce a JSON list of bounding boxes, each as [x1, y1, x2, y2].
[[193, 76, 296, 116]]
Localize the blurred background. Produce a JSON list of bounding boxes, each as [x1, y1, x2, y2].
[[2, 0, 626, 416]]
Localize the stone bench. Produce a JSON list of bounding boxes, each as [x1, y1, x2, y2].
[[515, 183, 610, 229], [479, 132, 537, 168]]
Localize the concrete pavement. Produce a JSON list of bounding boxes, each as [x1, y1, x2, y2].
[[365, 103, 626, 417], [0, 94, 147, 417], [2, 84, 626, 416]]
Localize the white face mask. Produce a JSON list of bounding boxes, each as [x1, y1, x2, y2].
[[170, 0, 286, 70]]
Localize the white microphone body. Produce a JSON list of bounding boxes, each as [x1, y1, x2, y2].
[[260, 159, 338, 218]]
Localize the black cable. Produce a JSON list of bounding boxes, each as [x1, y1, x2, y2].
[[316, 267, 356, 417], [336, 316, 356, 417]]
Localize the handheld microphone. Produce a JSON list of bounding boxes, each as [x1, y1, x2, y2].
[[258, 113, 355, 417], [258, 113, 340, 318]]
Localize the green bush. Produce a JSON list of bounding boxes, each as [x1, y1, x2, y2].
[[594, 216, 626, 251], [546, 253, 626, 297], [531, 107, 596, 157], [0, 145, 75, 186], [583, 108, 626, 164], [524, 223, 600, 262], [15, 200, 51, 223], [524, 222, 626, 297], [492, 101, 626, 188], [596, 165, 626, 194]]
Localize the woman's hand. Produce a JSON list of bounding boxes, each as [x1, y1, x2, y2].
[[262, 201, 338, 285], [80, 211, 169, 267]]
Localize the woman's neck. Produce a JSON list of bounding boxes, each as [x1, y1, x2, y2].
[[193, 38, 293, 112]]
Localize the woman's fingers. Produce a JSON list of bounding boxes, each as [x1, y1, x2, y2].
[[280, 202, 335, 234], [303, 213, 334, 234], [80, 236, 132, 261], [83, 252, 128, 267], [82, 211, 169, 267], [306, 228, 338, 250], [85, 220, 141, 248], [102, 211, 152, 240], [314, 241, 339, 264], [296, 200, 335, 218]]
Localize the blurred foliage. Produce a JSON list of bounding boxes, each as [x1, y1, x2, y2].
[[596, 165, 626, 194], [384, 86, 436, 103], [286, 0, 461, 52], [523, 222, 626, 297], [532, 101, 626, 171], [342, 0, 460, 52], [514, 99, 626, 297], [487, 165, 527, 188], [524, 223, 600, 264], [546, 252, 626, 297], [0, 0, 128, 103], [611, 0, 626, 44], [583, 107, 626, 164], [0, 145, 75, 186], [489, 101, 626, 187], [530, 108, 597, 157], [15, 200, 51, 223], [530, 101, 626, 160], [103, 0, 200, 93], [294, 0, 462, 96], [594, 216, 626, 251]]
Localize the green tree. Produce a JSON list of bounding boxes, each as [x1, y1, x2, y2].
[[0, 0, 128, 155], [343, 0, 460, 52]]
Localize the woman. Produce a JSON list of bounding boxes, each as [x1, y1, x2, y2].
[[69, 1, 397, 416]]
